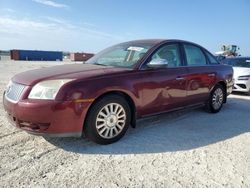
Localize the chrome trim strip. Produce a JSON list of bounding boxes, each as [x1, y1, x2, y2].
[[27, 131, 82, 137]]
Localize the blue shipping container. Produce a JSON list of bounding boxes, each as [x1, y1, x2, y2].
[[18, 50, 63, 61]]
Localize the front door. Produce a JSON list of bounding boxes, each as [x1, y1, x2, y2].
[[138, 43, 188, 116]]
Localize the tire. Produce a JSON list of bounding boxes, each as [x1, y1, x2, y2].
[[84, 95, 131, 145], [205, 84, 225, 113], [247, 89, 250, 96]]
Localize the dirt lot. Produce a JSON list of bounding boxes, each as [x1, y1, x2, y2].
[[0, 61, 249, 187]]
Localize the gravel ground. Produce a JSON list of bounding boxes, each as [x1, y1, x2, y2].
[[0, 60, 249, 188]]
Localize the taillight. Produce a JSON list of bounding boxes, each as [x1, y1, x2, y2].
[[238, 75, 250, 80]]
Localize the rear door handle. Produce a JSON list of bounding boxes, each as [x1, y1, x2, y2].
[[176, 77, 185, 81], [208, 73, 215, 77]]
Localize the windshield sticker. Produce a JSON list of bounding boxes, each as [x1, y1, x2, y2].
[[127, 47, 144, 52]]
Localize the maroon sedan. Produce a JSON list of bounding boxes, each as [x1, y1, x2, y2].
[[3, 39, 234, 144]]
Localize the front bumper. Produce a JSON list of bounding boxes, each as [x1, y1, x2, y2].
[[3, 93, 91, 137], [233, 79, 250, 93]]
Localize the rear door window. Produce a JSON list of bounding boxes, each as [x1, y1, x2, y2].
[[205, 51, 219, 64], [184, 44, 207, 66]]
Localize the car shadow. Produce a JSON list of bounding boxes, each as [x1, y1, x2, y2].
[[44, 97, 250, 155], [232, 91, 250, 96]]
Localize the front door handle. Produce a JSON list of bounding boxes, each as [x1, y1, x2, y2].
[[208, 73, 215, 77]]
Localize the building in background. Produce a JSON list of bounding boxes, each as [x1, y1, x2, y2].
[[10, 50, 63, 61], [0, 50, 10, 61], [70, 52, 94, 62]]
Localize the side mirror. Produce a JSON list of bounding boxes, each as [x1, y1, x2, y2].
[[147, 59, 168, 68]]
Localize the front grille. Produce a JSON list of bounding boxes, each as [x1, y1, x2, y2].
[[5, 81, 26, 102], [236, 84, 247, 89]]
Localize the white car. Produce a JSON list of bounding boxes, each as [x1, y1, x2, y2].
[[222, 57, 250, 95]]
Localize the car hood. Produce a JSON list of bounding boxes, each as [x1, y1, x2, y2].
[[233, 67, 250, 79], [12, 64, 131, 86]]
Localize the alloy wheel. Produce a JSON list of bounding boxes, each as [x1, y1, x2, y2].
[[96, 103, 126, 139], [212, 88, 224, 110]]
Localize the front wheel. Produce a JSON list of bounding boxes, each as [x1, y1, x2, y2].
[[205, 84, 225, 113], [84, 95, 131, 145]]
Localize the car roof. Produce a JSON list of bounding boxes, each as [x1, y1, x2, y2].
[[120, 39, 204, 48], [119, 39, 164, 46]]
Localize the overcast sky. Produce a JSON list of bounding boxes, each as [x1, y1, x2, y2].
[[0, 0, 249, 55]]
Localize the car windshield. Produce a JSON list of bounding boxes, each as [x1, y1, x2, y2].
[[86, 42, 152, 68], [223, 58, 250, 68]]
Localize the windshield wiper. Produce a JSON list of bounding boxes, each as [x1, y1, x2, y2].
[[93, 63, 108, 66]]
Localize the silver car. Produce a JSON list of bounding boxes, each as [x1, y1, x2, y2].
[[222, 57, 250, 95]]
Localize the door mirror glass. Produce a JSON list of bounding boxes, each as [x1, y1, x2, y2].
[[142, 43, 181, 69], [147, 59, 168, 68]]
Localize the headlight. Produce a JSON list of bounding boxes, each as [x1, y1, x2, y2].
[[238, 75, 250, 81], [28, 79, 73, 100]]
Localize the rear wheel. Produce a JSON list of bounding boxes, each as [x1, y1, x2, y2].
[[205, 84, 225, 113], [84, 95, 131, 145]]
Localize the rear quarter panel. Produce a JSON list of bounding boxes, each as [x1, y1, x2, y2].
[[213, 64, 234, 95]]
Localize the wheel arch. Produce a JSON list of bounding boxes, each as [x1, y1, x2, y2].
[[214, 81, 227, 103], [83, 90, 137, 134]]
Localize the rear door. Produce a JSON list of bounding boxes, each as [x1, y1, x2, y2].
[[182, 43, 216, 105]]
